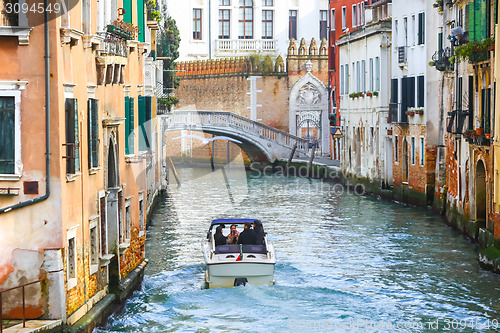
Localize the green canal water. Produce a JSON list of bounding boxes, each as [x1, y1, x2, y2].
[[95, 166, 500, 332]]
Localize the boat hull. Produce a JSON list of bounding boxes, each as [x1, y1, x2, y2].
[[205, 262, 275, 288]]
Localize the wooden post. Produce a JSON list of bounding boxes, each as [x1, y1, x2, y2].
[[22, 286, 25, 327], [209, 136, 215, 171], [286, 143, 297, 176], [308, 145, 316, 178], [221, 167, 235, 204], [167, 157, 181, 186], [1, 292, 3, 333]]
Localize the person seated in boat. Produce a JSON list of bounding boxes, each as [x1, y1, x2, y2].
[[237, 222, 257, 245], [253, 220, 265, 246], [226, 224, 239, 244], [214, 225, 227, 246]]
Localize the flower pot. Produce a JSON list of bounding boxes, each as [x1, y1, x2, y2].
[[367, 93, 373, 97], [485, 133, 491, 140], [476, 128, 484, 135], [415, 110, 424, 115]]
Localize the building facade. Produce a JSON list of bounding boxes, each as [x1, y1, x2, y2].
[[0, 0, 163, 326], [390, 0, 441, 206], [338, 0, 392, 185], [166, 0, 329, 61]]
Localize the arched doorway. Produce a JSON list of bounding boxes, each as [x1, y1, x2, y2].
[[402, 137, 409, 183], [476, 160, 487, 223]]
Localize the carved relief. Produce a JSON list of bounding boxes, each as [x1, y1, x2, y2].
[[296, 82, 321, 105]]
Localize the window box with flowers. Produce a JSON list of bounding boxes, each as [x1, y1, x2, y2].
[[415, 109, 424, 115], [405, 110, 415, 117]]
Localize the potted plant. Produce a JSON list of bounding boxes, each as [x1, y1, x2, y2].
[[358, 92, 364, 97], [366, 91, 373, 97], [415, 109, 424, 115], [476, 128, 484, 135], [373, 91, 379, 96], [349, 93, 356, 99], [405, 110, 415, 117], [485, 133, 491, 140]]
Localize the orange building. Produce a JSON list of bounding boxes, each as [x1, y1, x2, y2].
[[0, 0, 162, 327]]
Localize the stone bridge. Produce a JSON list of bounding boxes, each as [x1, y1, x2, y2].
[[161, 111, 309, 162]]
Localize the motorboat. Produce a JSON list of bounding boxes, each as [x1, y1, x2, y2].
[[202, 219, 276, 288]]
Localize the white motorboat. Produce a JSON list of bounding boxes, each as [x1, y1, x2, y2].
[[202, 219, 276, 288]]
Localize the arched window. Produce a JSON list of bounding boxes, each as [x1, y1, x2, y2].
[[239, 0, 253, 39]]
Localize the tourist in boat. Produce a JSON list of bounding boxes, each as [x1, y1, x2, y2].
[[227, 224, 239, 244], [237, 222, 257, 245], [214, 225, 227, 246], [253, 220, 265, 246]]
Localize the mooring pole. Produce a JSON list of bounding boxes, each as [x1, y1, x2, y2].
[[286, 143, 298, 176], [308, 145, 316, 178], [167, 157, 181, 186]]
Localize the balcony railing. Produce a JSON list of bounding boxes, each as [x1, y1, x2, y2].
[[446, 110, 469, 135], [432, 47, 453, 72], [100, 32, 128, 57], [215, 39, 278, 53]]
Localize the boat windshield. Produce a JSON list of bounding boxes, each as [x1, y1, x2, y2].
[[215, 244, 267, 254]]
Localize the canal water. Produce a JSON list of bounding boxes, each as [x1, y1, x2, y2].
[[96, 165, 500, 332]]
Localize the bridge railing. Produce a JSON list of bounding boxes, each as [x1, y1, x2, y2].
[[165, 111, 308, 152]]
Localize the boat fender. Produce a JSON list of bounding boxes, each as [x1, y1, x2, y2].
[[234, 278, 248, 287]]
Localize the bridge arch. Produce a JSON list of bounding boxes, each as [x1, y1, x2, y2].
[[161, 111, 309, 163]]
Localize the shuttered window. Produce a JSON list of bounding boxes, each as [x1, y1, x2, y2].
[[65, 98, 80, 174], [125, 97, 135, 155], [137, 0, 145, 42], [0, 97, 15, 174], [88, 98, 99, 169], [391, 78, 398, 104], [123, 0, 132, 23], [138, 96, 152, 151], [469, 0, 489, 42], [417, 12, 425, 45], [417, 75, 424, 108]]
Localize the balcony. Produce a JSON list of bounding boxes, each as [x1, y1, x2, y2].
[[446, 110, 469, 135], [215, 39, 278, 55], [431, 47, 453, 72], [100, 33, 128, 57]]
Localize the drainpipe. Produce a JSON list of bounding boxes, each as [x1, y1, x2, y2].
[[0, 0, 51, 215]]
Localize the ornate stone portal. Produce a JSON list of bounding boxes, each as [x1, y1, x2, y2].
[[289, 61, 329, 156]]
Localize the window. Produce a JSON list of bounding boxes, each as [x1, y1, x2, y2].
[[138, 96, 152, 151], [458, 77, 463, 111], [357, 3, 361, 26], [90, 219, 99, 274], [345, 64, 349, 94], [407, 76, 416, 108], [391, 78, 398, 104], [360, 1, 365, 25], [342, 7, 346, 30], [262, 0, 273, 6], [394, 19, 398, 48], [262, 10, 273, 39], [88, 99, 99, 169], [417, 75, 424, 108], [139, 195, 145, 234], [239, 0, 253, 39], [403, 17, 408, 46], [361, 60, 366, 92], [65, 98, 80, 174], [411, 137, 416, 165], [125, 201, 131, 241], [420, 137, 425, 166], [395, 136, 399, 162], [125, 97, 134, 155], [331, 9, 335, 31], [369, 58, 373, 91], [418, 12, 425, 45], [289, 10, 297, 39], [375, 57, 380, 91], [340, 65, 344, 95], [411, 15, 416, 46], [219, 9, 230, 39], [468, 0, 489, 42], [320, 10, 328, 40], [352, 5, 357, 27], [67, 227, 77, 290], [193, 9, 202, 40], [220, 0, 230, 5], [0, 97, 15, 174], [356, 61, 360, 92]]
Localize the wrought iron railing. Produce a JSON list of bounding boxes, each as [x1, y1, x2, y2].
[[446, 110, 469, 135], [432, 47, 453, 72], [100, 32, 128, 57], [164, 111, 309, 152], [0, 279, 44, 333]]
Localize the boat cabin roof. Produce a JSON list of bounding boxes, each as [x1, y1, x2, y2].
[[208, 219, 263, 232]]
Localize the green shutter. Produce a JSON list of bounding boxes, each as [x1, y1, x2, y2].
[[138, 96, 146, 151], [469, 2, 476, 41], [138, 0, 145, 42], [125, 97, 133, 155], [129, 97, 135, 154], [88, 99, 99, 169], [475, 0, 482, 40], [124, 0, 133, 24], [0, 97, 15, 174], [65, 98, 78, 174], [146, 96, 152, 149]]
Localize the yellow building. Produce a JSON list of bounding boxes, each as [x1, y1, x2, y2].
[[0, 0, 162, 327]]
